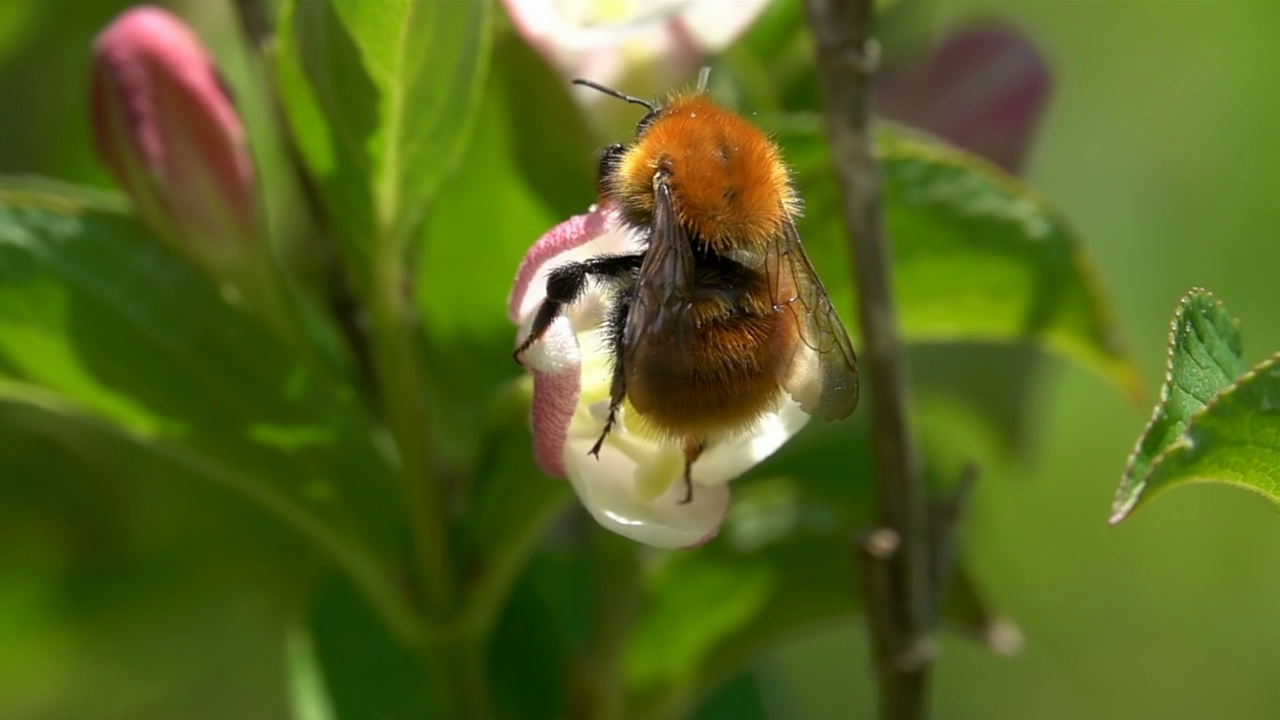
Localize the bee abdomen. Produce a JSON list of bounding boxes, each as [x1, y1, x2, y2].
[[626, 311, 784, 439]]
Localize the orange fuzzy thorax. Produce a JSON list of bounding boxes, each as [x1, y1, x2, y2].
[[610, 94, 797, 252]]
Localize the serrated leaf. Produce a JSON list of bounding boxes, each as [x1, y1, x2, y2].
[[0, 178, 416, 639], [1112, 289, 1280, 522], [773, 118, 1139, 401], [276, 0, 491, 270], [1139, 357, 1280, 507]]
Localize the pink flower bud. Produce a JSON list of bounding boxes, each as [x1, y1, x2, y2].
[[876, 24, 1051, 175], [91, 6, 259, 268]]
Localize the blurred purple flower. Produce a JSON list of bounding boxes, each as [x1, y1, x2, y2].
[[91, 6, 260, 269], [875, 24, 1051, 174]]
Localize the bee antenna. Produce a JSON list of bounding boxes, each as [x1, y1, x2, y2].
[[696, 66, 711, 93], [571, 79, 656, 112]]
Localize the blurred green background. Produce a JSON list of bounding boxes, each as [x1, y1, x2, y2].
[[3, 1, 1280, 719]]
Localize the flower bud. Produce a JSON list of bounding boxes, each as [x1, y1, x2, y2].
[[90, 6, 260, 271]]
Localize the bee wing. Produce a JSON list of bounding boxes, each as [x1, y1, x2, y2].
[[623, 177, 697, 365], [767, 217, 860, 421]]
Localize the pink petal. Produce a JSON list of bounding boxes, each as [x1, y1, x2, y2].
[[507, 205, 615, 324], [525, 317, 581, 478]]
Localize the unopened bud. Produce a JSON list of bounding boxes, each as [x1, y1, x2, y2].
[[90, 6, 259, 270]]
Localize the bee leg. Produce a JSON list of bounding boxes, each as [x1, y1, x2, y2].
[[678, 439, 706, 505], [513, 254, 644, 363], [590, 298, 633, 458]]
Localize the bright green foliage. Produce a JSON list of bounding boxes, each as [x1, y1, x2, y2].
[[0, 6, 1168, 719], [1112, 289, 1280, 523], [276, 0, 491, 271], [0, 178, 413, 637], [777, 120, 1139, 400]]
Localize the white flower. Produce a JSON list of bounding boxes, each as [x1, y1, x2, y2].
[[502, 0, 772, 133], [508, 203, 811, 549]]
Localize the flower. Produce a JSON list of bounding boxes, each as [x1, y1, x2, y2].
[[90, 7, 300, 337], [502, 0, 771, 134], [509, 204, 811, 549], [875, 23, 1051, 175], [90, 6, 261, 272]]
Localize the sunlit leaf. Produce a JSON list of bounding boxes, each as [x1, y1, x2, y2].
[[1112, 288, 1280, 522], [773, 118, 1139, 401], [276, 0, 491, 271], [0, 178, 414, 639]]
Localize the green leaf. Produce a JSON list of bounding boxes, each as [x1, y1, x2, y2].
[[276, 0, 491, 270], [301, 574, 442, 720], [1111, 288, 1280, 522], [692, 671, 773, 720], [487, 569, 573, 720], [0, 178, 416, 641], [414, 32, 595, 471], [772, 118, 1139, 401]]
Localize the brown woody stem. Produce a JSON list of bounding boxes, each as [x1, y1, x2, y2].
[[803, 0, 936, 717]]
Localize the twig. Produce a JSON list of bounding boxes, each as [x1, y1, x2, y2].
[[929, 462, 978, 616], [802, 0, 934, 717]]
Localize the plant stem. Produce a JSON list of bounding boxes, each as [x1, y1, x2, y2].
[[368, 248, 455, 620], [370, 250, 492, 719], [571, 529, 640, 720], [465, 481, 573, 638], [802, 0, 935, 718]]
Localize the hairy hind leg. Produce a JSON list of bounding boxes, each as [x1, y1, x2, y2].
[[513, 254, 643, 362]]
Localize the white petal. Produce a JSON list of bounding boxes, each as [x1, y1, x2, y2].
[[675, 0, 773, 50], [564, 436, 730, 549], [695, 398, 812, 486]]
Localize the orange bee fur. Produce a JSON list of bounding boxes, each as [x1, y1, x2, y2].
[[515, 78, 859, 504], [610, 94, 800, 253]]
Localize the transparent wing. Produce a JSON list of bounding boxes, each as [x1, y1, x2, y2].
[[765, 217, 860, 421], [622, 177, 697, 367]]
